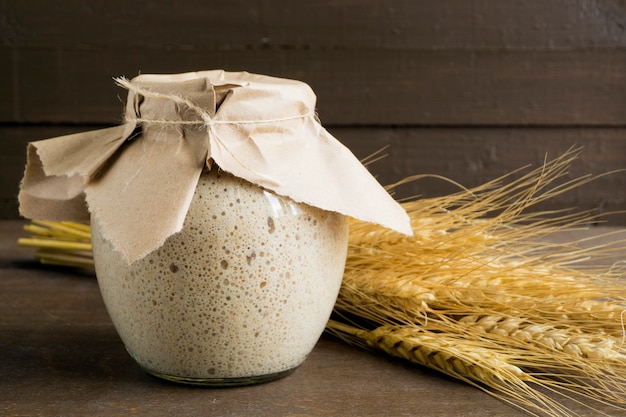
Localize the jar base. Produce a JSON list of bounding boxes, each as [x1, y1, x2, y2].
[[145, 367, 297, 387]]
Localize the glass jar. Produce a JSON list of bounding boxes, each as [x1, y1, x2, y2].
[[91, 168, 349, 386]]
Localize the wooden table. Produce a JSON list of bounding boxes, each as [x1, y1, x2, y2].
[[1, 220, 624, 417]]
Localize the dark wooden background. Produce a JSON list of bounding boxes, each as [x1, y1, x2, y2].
[[2, 0, 625, 223]]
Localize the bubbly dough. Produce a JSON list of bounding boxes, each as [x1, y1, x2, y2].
[[92, 169, 349, 380]]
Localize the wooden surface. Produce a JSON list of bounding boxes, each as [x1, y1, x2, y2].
[[1, 220, 626, 417], [1, 1, 625, 222]]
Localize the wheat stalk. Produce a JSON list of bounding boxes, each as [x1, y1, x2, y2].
[[18, 220, 94, 268], [456, 315, 625, 361], [327, 320, 610, 417], [330, 148, 626, 415]]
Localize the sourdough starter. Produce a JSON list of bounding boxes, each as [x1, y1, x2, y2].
[[92, 169, 349, 383]]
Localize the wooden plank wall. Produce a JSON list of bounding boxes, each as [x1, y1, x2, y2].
[[2, 0, 625, 223]]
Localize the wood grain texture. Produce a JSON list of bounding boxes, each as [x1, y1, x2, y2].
[[3, 0, 625, 49], [1, 0, 625, 125], [2, 47, 625, 126]]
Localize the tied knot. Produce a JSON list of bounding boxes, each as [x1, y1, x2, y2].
[[200, 112, 215, 126]]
